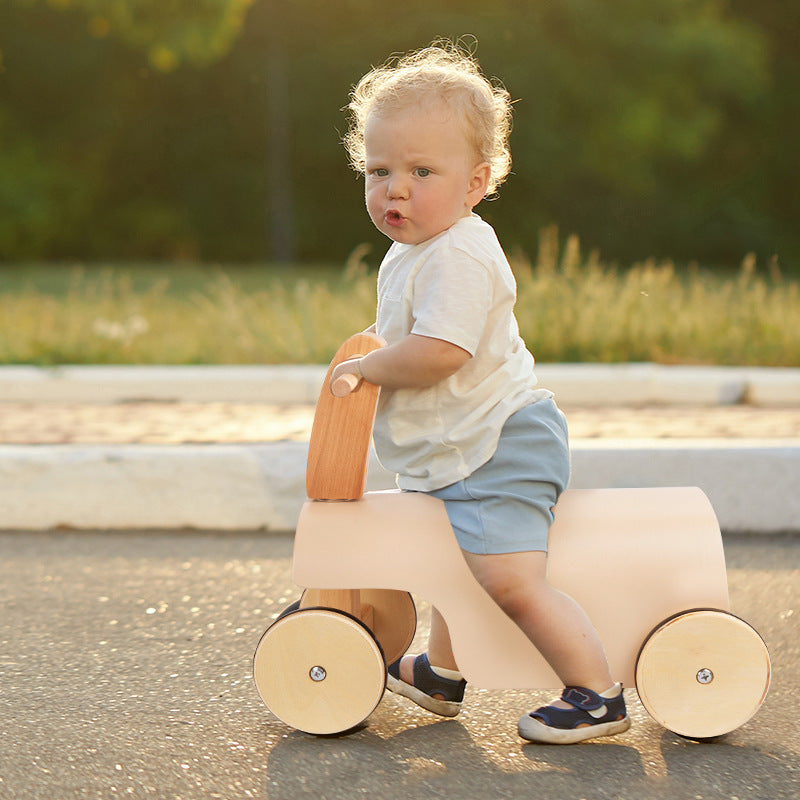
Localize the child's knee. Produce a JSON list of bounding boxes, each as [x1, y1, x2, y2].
[[463, 549, 550, 618], [476, 568, 549, 621]]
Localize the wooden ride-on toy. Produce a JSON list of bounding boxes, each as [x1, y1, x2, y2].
[[253, 333, 771, 738]]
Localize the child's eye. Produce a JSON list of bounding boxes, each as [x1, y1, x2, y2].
[[414, 167, 431, 177], [370, 168, 389, 178]]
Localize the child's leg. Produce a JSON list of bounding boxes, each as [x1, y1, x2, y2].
[[397, 551, 612, 690], [460, 549, 613, 692], [387, 606, 466, 717], [394, 606, 458, 682], [428, 607, 458, 669], [388, 552, 628, 739], [462, 548, 629, 743]]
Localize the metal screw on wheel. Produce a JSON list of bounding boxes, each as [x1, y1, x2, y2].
[[635, 610, 771, 739], [253, 607, 386, 735]]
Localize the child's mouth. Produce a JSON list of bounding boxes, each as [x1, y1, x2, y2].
[[385, 210, 405, 227]]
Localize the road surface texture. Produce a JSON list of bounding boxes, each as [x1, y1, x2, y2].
[[0, 529, 797, 799]]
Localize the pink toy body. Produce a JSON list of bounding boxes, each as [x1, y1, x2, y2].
[[292, 486, 729, 689]]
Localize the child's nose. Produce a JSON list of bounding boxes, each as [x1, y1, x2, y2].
[[387, 176, 409, 200]]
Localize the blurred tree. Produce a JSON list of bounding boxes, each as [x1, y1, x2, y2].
[[474, 0, 770, 263], [14, 0, 257, 69], [256, 0, 772, 265], [728, 0, 800, 266], [0, 0, 791, 268]]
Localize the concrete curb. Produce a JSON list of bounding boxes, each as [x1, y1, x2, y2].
[[3, 364, 798, 533], [3, 363, 800, 405], [0, 365, 327, 404], [2, 440, 798, 534]]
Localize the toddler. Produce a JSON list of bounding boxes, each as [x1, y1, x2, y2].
[[331, 42, 630, 744]]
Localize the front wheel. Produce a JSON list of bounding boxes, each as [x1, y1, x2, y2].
[[253, 607, 386, 735], [635, 609, 770, 739]]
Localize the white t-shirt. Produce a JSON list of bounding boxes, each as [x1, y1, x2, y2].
[[373, 214, 551, 491]]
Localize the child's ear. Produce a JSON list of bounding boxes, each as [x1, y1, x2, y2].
[[468, 162, 491, 205]]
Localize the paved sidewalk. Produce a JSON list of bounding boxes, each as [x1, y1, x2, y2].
[[2, 400, 799, 443], [2, 399, 799, 535]]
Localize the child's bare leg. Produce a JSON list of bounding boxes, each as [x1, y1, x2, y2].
[[397, 550, 613, 690], [461, 549, 614, 692], [395, 606, 458, 684], [462, 548, 630, 742], [388, 549, 624, 733], [428, 607, 459, 670]]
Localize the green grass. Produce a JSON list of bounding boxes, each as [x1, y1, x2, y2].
[[512, 230, 800, 366], [1, 236, 798, 366], [0, 256, 376, 365]]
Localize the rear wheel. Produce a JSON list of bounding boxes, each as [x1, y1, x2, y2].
[[635, 610, 770, 739], [300, 588, 416, 666]]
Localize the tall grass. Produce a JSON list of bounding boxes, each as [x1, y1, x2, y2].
[[513, 227, 799, 366], [0, 259, 377, 365], [1, 234, 797, 365]]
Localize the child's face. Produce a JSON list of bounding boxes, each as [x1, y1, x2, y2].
[[363, 103, 490, 246]]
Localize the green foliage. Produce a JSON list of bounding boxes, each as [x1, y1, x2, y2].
[[0, 0, 794, 266], [13, 0, 257, 69], [486, 0, 771, 264], [0, 261, 377, 365]]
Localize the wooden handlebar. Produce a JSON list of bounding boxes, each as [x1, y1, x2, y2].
[[331, 372, 362, 397], [307, 332, 385, 500]]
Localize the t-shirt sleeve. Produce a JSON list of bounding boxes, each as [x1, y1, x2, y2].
[[410, 246, 492, 356]]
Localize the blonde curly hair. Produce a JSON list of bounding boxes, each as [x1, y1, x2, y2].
[[344, 42, 513, 196]]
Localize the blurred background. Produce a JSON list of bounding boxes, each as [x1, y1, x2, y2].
[[1, 0, 797, 270], [1, 0, 798, 367]]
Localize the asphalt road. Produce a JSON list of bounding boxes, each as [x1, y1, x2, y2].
[[0, 530, 797, 800]]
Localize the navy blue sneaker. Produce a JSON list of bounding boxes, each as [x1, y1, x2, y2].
[[518, 684, 631, 743], [387, 653, 466, 717]]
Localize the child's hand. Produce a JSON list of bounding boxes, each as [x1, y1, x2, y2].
[[330, 335, 470, 394], [330, 358, 364, 397]]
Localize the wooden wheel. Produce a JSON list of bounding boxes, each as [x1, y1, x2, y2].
[[253, 608, 386, 735], [300, 588, 416, 666], [635, 610, 770, 738]]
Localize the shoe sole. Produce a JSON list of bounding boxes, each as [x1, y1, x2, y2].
[[386, 673, 462, 717], [517, 714, 631, 744]]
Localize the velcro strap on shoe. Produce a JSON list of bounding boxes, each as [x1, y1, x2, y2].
[[562, 686, 605, 711], [413, 654, 466, 702]]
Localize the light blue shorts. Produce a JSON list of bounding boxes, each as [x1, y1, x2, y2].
[[425, 399, 570, 555]]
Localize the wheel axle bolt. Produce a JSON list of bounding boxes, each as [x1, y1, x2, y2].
[[696, 668, 714, 684], [309, 666, 327, 682]]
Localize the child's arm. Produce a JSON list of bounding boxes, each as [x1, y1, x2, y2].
[[331, 333, 470, 391]]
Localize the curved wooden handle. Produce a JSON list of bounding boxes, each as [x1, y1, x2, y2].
[[331, 373, 362, 397], [306, 332, 386, 500]]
